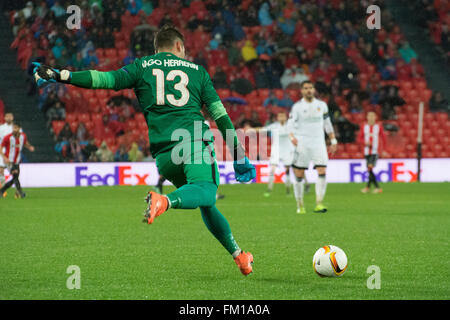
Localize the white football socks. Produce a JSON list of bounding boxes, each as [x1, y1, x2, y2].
[[316, 174, 327, 204], [293, 176, 305, 208], [267, 168, 275, 191]]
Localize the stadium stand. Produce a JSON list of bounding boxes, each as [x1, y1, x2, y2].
[[3, 0, 450, 162]]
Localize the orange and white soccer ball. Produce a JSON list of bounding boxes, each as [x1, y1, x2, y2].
[[312, 245, 348, 277]]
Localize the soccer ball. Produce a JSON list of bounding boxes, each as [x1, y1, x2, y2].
[[312, 245, 348, 277]]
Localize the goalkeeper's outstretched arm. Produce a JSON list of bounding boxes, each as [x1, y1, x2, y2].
[[33, 63, 138, 90]]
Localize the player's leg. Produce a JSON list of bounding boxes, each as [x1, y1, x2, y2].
[[146, 141, 253, 274], [200, 205, 252, 275], [304, 174, 311, 194], [0, 165, 18, 197], [368, 155, 382, 193], [12, 165, 25, 198], [292, 144, 309, 214], [314, 166, 328, 213], [264, 164, 277, 197], [156, 175, 166, 194], [312, 144, 329, 213], [284, 166, 291, 194], [361, 156, 371, 193], [292, 166, 306, 214], [0, 166, 5, 187]]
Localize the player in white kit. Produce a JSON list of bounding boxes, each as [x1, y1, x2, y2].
[[288, 81, 337, 214], [260, 112, 295, 196], [0, 113, 14, 189]]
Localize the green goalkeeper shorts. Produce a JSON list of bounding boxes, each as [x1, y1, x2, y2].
[[155, 140, 220, 188]]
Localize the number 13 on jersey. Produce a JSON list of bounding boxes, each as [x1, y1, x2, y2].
[[152, 69, 190, 107]]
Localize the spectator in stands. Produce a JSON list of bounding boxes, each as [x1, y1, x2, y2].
[[105, 10, 122, 32], [96, 141, 114, 162], [348, 92, 363, 113], [58, 123, 73, 141], [212, 66, 228, 89], [258, 2, 273, 26], [328, 96, 359, 144], [71, 52, 87, 70], [128, 142, 144, 162], [83, 49, 99, 67], [278, 92, 294, 108], [46, 101, 66, 126], [227, 41, 241, 66], [338, 57, 360, 89], [280, 65, 309, 89], [398, 41, 418, 64], [42, 90, 61, 113], [430, 92, 449, 112], [69, 138, 85, 162], [75, 123, 89, 143], [123, 50, 136, 65], [82, 138, 98, 162], [114, 144, 130, 162], [241, 40, 258, 62], [254, 64, 271, 89], [240, 4, 259, 27], [101, 27, 116, 48], [51, 38, 65, 61], [379, 85, 406, 120], [127, 0, 143, 16], [50, 1, 66, 19]]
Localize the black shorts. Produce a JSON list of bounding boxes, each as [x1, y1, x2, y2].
[[365, 155, 378, 167]]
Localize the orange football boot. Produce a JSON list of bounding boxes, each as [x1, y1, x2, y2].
[[143, 191, 169, 224], [234, 251, 254, 276]]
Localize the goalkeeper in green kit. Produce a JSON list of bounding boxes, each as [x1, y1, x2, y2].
[[33, 26, 256, 276]]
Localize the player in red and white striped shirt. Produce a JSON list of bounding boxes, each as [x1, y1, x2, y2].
[[0, 122, 34, 198], [357, 112, 387, 194]]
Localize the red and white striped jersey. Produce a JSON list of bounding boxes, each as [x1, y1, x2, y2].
[[1, 132, 27, 165], [358, 123, 387, 156]]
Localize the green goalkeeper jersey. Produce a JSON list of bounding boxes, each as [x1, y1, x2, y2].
[[74, 52, 226, 157]]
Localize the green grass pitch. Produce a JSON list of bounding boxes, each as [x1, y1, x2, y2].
[[0, 182, 449, 300]]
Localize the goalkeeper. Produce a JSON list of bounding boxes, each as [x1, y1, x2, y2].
[[33, 25, 256, 276]]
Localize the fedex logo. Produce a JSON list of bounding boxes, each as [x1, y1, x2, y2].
[[350, 162, 418, 183], [218, 163, 284, 184], [75, 166, 150, 186]]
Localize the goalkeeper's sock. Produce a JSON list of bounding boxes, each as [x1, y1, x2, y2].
[[0, 174, 5, 187], [293, 176, 305, 207], [316, 174, 327, 204], [166, 181, 217, 209], [200, 205, 241, 255]]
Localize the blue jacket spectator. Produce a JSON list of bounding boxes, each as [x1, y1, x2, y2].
[[258, 3, 273, 26], [127, 0, 143, 16], [83, 49, 99, 66]]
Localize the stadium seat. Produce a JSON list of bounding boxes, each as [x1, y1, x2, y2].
[[424, 113, 435, 122], [400, 81, 413, 92], [78, 113, 90, 123], [436, 112, 448, 125], [82, 90, 95, 100], [84, 121, 94, 134], [65, 113, 77, 123], [69, 121, 78, 133], [95, 89, 108, 100], [420, 89, 432, 102], [415, 80, 427, 91], [52, 121, 65, 136]]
